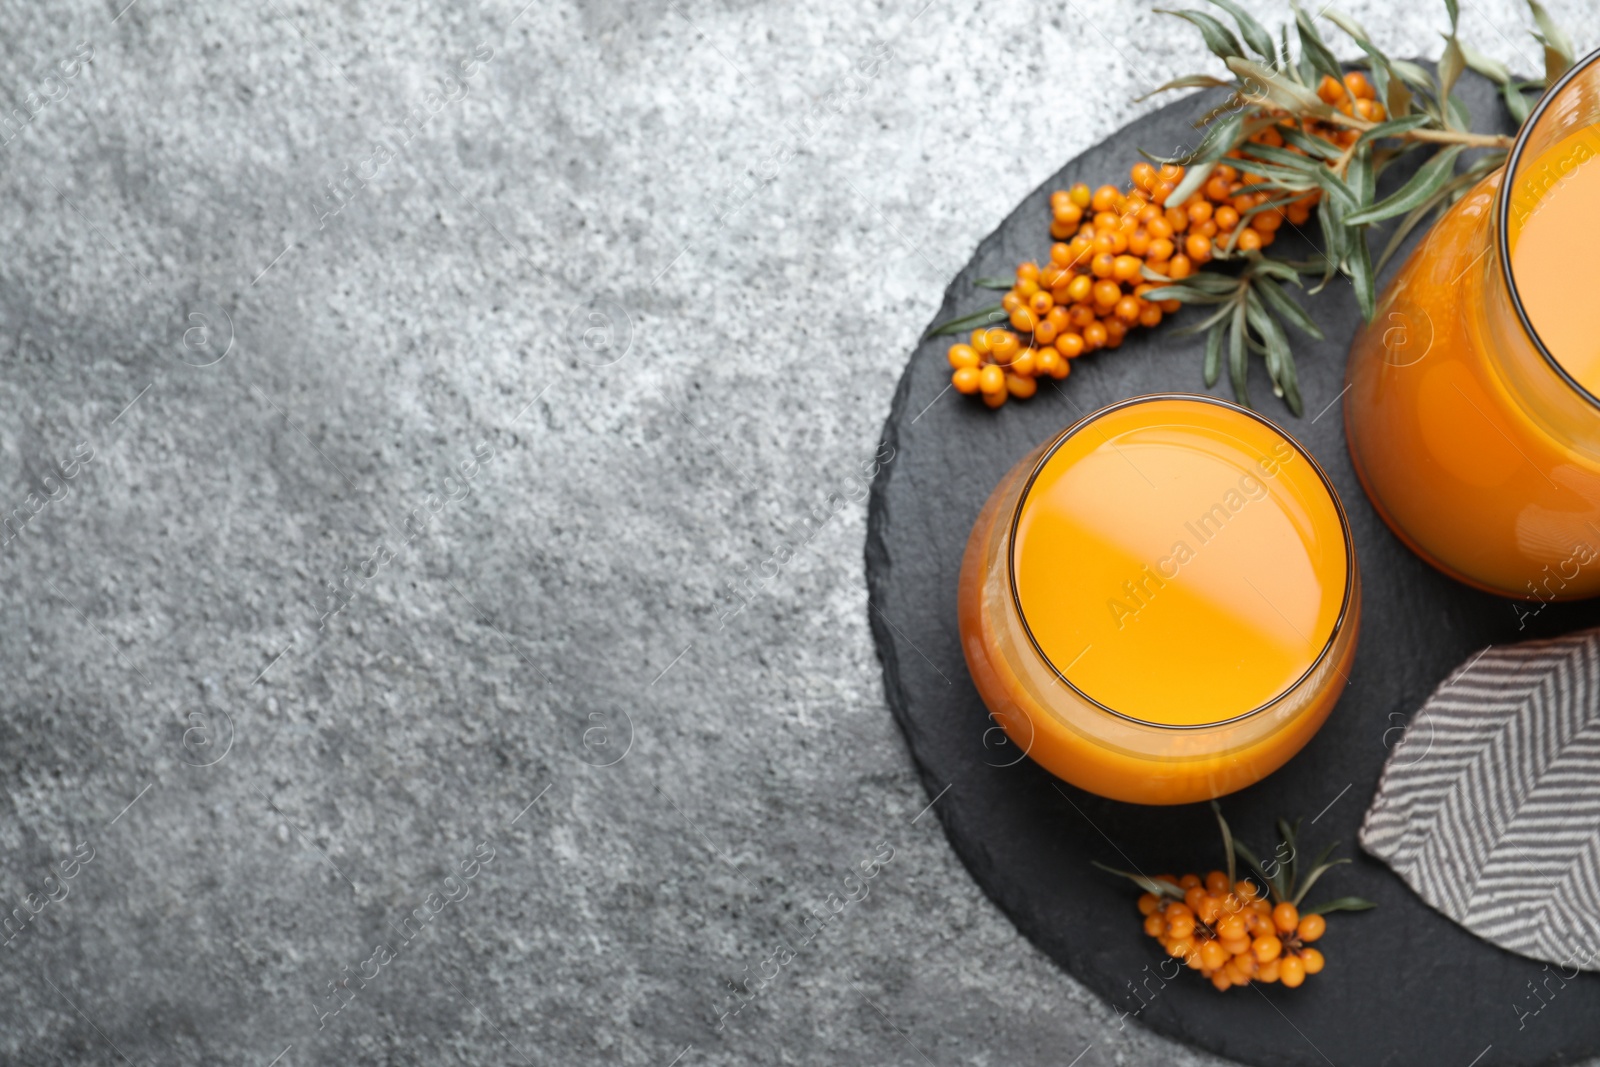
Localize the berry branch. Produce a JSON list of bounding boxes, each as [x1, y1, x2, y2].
[[930, 0, 1576, 415]]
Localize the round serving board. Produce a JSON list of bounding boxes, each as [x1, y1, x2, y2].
[[866, 69, 1600, 1067]]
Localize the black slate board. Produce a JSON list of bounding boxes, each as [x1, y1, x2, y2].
[[866, 71, 1600, 1067]]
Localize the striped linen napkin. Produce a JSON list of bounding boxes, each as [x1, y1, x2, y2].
[[1361, 627, 1600, 972]]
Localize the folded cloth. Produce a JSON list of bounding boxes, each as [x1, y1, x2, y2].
[[1362, 627, 1600, 972]]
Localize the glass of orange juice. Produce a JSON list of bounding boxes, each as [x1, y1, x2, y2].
[[1345, 47, 1600, 600], [958, 394, 1360, 805]]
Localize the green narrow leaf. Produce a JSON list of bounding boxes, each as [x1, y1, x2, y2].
[[1231, 837, 1271, 892], [1090, 860, 1187, 899], [1134, 74, 1233, 101], [1387, 63, 1415, 118], [1527, 0, 1576, 82], [1444, 0, 1460, 30], [1320, 8, 1373, 46], [1246, 256, 1306, 284], [1203, 318, 1225, 387], [1157, 8, 1243, 60], [1165, 160, 1218, 211], [1229, 299, 1250, 407], [1290, 858, 1351, 906], [1460, 41, 1512, 85], [1212, 801, 1237, 885], [1345, 222, 1377, 320], [1321, 10, 1398, 111], [1438, 34, 1467, 122], [1203, 0, 1276, 61], [1357, 114, 1434, 144], [924, 303, 1006, 338], [1277, 325, 1305, 414], [973, 276, 1015, 289], [1309, 189, 1346, 292], [1280, 124, 1346, 160], [1293, 2, 1344, 83], [1504, 79, 1534, 124], [1140, 284, 1231, 305], [1303, 895, 1377, 915], [1255, 276, 1324, 339], [1246, 289, 1294, 405], [1344, 143, 1467, 226], [1447, 92, 1471, 131], [1348, 142, 1375, 205], [1227, 57, 1338, 118]]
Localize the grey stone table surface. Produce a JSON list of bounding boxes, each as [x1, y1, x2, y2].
[[0, 1, 1588, 1065]]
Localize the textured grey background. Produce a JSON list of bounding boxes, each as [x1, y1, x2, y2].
[[0, 1, 1586, 1065]]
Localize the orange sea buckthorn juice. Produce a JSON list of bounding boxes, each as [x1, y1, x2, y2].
[[958, 394, 1360, 805], [1345, 50, 1600, 599]]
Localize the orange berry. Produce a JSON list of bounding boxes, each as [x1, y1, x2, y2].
[[969, 329, 989, 354], [1297, 913, 1327, 942], [1050, 190, 1070, 211], [1028, 290, 1054, 316], [1257, 957, 1282, 983], [952, 366, 981, 394], [1252, 935, 1282, 963], [1196, 895, 1222, 924], [1091, 184, 1120, 212], [1048, 219, 1076, 241], [1067, 304, 1096, 329], [1160, 298, 1180, 313], [1047, 305, 1071, 333], [1114, 295, 1141, 323], [988, 329, 1019, 361], [978, 364, 1005, 394], [982, 388, 1007, 409], [1157, 163, 1183, 184], [1068, 183, 1092, 208], [1057, 332, 1084, 359], [1005, 372, 1036, 398], [1165, 206, 1189, 233], [1112, 254, 1143, 282], [1279, 954, 1306, 988], [1185, 233, 1212, 262], [1033, 319, 1058, 346], [1050, 242, 1074, 266], [1103, 317, 1127, 347], [1236, 228, 1263, 252], [1054, 200, 1084, 225], [1002, 291, 1024, 313], [1210, 970, 1232, 992], [1137, 203, 1162, 225], [1273, 903, 1300, 934], [1166, 936, 1197, 961], [947, 344, 979, 369], [1082, 320, 1108, 349], [1090, 252, 1116, 278], [1066, 274, 1093, 303], [1253, 209, 1283, 233], [1151, 180, 1177, 205], [1204, 175, 1232, 202], [1184, 886, 1208, 913], [1167, 254, 1192, 280], [1167, 915, 1196, 940], [1009, 307, 1038, 333], [1147, 237, 1175, 262], [1214, 205, 1239, 232], [1301, 947, 1325, 974], [1187, 199, 1213, 224], [1354, 98, 1386, 122], [1286, 204, 1311, 226], [1317, 73, 1347, 104], [1344, 70, 1374, 100], [1035, 347, 1063, 378], [1130, 160, 1157, 190], [1127, 229, 1152, 257], [1194, 219, 1218, 239], [1138, 304, 1162, 328], [1092, 279, 1121, 308], [1016, 261, 1039, 283], [1010, 348, 1036, 376], [1200, 939, 1230, 970]]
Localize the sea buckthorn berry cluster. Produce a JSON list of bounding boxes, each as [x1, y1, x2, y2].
[[952, 149, 1317, 406], [1139, 874, 1327, 991], [1318, 70, 1388, 127]]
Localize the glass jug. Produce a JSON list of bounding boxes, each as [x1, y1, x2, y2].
[[1344, 48, 1600, 601]]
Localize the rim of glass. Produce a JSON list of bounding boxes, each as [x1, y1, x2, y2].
[[1497, 44, 1600, 409], [1005, 392, 1357, 731]]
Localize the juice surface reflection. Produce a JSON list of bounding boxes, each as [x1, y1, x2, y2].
[[1012, 400, 1348, 726]]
